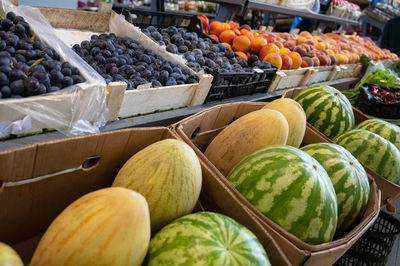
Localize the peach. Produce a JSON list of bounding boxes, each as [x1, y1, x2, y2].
[[280, 54, 293, 70], [223, 42, 232, 50], [280, 48, 291, 54], [289, 51, 302, 69], [219, 30, 236, 44], [222, 22, 231, 30], [251, 36, 267, 54], [325, 49, 335, 56], [240, 29, 254, 41], [305, 40, 315, 46], [229, 21, 239, 29], [330, 55, 338, 65], [259, 43, 280, 61], [296, 37, 307, 45], [209, 21, 225, 36], [263, 53, 282, 70], [274, 41, 283, 49], [235, 51, 248, 60], [318, 55, 330, 66], [311, 56, 320, 67], [301, 57, 313, 67], [283, 40, 296, 50], [280, 32, 290, 40], [265, 34, 276, 43], [209, 34, 219, 42], [232, 35, 251, 53], [312, 35, 321, 41], [299, 31, 312, 39], [233, 28, 241, 36], [315, 42, 326, 51], [294, 46, 307, 57]]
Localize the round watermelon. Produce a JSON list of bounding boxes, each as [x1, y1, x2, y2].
[[301, 143, 370, 237], [144, 212, 270, 266], [356, 119, 400, 151], [294, 85, 355, 139], [334, 129, 400, 185], [227, 145, 338, 245]]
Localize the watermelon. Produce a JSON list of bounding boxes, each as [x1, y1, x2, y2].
[[356, 119, 400, 151], [227, 145, 338, 245], [144, 212, 270, 266], [301, 143, 370, 236], [334, 129, 400, 185], [294, 85, 355, 139]]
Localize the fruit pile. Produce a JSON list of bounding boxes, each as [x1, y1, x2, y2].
[[203, 98, 370, 244], [141, 25, 273, 73], [0, 12, 85, 99], [294, 85, 400, 184], [367, 85, 400, 104], [348, 35, 398, 60], [1, 138, 271, 265], [72, 33, 199, 90]]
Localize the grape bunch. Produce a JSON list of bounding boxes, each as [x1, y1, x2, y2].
[[0, 12, 85, 99], [72, 33, 199, 90], [142, 26, 272, 73]]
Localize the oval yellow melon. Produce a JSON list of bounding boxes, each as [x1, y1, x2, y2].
[[0, 242, 23, 266], [31, 187, 150, 266], [112, 139, 202, 233], [263, 98, 306, 148], [204, 109, 289, 176]]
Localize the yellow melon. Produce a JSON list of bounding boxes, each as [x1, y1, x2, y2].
[[31, 187, 150, 266], [205, 109, 289, 176], [0, 242, 23, 266], [263, 98, 306, 148], [112, 139, 202, 233]]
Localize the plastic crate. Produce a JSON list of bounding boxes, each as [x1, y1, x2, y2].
[[113, 7, 277, 103], [335, 210, 400, 266]]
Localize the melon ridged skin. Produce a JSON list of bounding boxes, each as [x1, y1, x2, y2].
[[356, 119, 400, 151], [301, 143, 370, 237], [31, 187, 151, 266], [294, 85, 355, 139], [0, 242, 23, 266], [264, 98, 306, 148], [205, 109, 289, 176], [334, 129, 400, 185], [144, 212, 271, 266], [113, 139, 202, 233], [227, 145, 338, 245]]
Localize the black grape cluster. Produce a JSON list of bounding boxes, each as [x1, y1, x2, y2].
[[72, 33, 199, 90], [0, 12, 84, 99], [142, 25, 273, 73]]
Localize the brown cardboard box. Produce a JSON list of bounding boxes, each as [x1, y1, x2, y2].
[[172, 101, 380, 266], [283, 87, 400, 212], [0, 127, 289, 265]]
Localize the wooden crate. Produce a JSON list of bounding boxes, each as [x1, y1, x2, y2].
[[333, 63, 362, 80], [42, 8, 213, 119], [268, 68, 313, 91]]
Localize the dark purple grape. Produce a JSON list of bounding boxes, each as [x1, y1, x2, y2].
[[34, 83, 46, 95], [33, 41, 44, 50], [166, 77, 177, 86], [0, 40, 5, 50], [10, 69, 25, 81], [0, 56, 10, 66], [152, 80, 162, 87], [2, 19, 13, 31], [71, 67, 80, 75], [15, 54, 26, 63], [16, 62, 29, 73], [61, 62, 71, 69], [15, 24, 25, 35], [10, 79, 24, 94], [24, 77, 40, 92], [0, 65, 11, 75], [32, 71, 50, 86], [109, 66, 119, 75], [61, 68, 72, 76], [48, 61, 61, 72], [50, 70, 64, 83], [29, 64, 46, 73], [5, 37, 17, 47], [21, 90, 33, 97], [6, 12, 16, 22], [1, 85, 11, 98], [72, 75, 84, 84], [5, 46, 15, 55], [0, 72, 8, 86], [62, 76, 73, 88]]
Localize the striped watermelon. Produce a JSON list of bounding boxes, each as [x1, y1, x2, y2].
[[144, 212, 270, 266], [294, 85, 355, 139], [227, 145, 338, 245], [356, 119, 400, 151], [334, 129, 400, 185], [301, 143, 370, 236]]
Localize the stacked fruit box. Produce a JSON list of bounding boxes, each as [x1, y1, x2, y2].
[[118, 9, 277, 102], [38, 8, 213, 118], [0, 126, 290, 265], [283, 86, 400, 212], [172, 101, 380, 265]]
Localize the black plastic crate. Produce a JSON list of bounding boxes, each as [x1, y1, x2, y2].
[[112, 7, 277, 103], [335, 210, 400, 266]]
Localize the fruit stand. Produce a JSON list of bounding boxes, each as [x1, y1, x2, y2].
[[1, 1, 400, 265]]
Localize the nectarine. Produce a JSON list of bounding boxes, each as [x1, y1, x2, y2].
[[232, 35, 251, 53], [209, 21, 225, 36], [259, 43, 280, 61], [263, 53, 282, 70], [289, 52, 302, 69], [219, 30, 236, 44], [235, 51, 248, 60], [251, 37, 267, 54], [280, 54, 293, 70]]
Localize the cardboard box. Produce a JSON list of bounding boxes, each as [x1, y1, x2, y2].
[[172, 101, 380, 265], [283, 87, 400, 212], [0, 127, 289, 265]]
